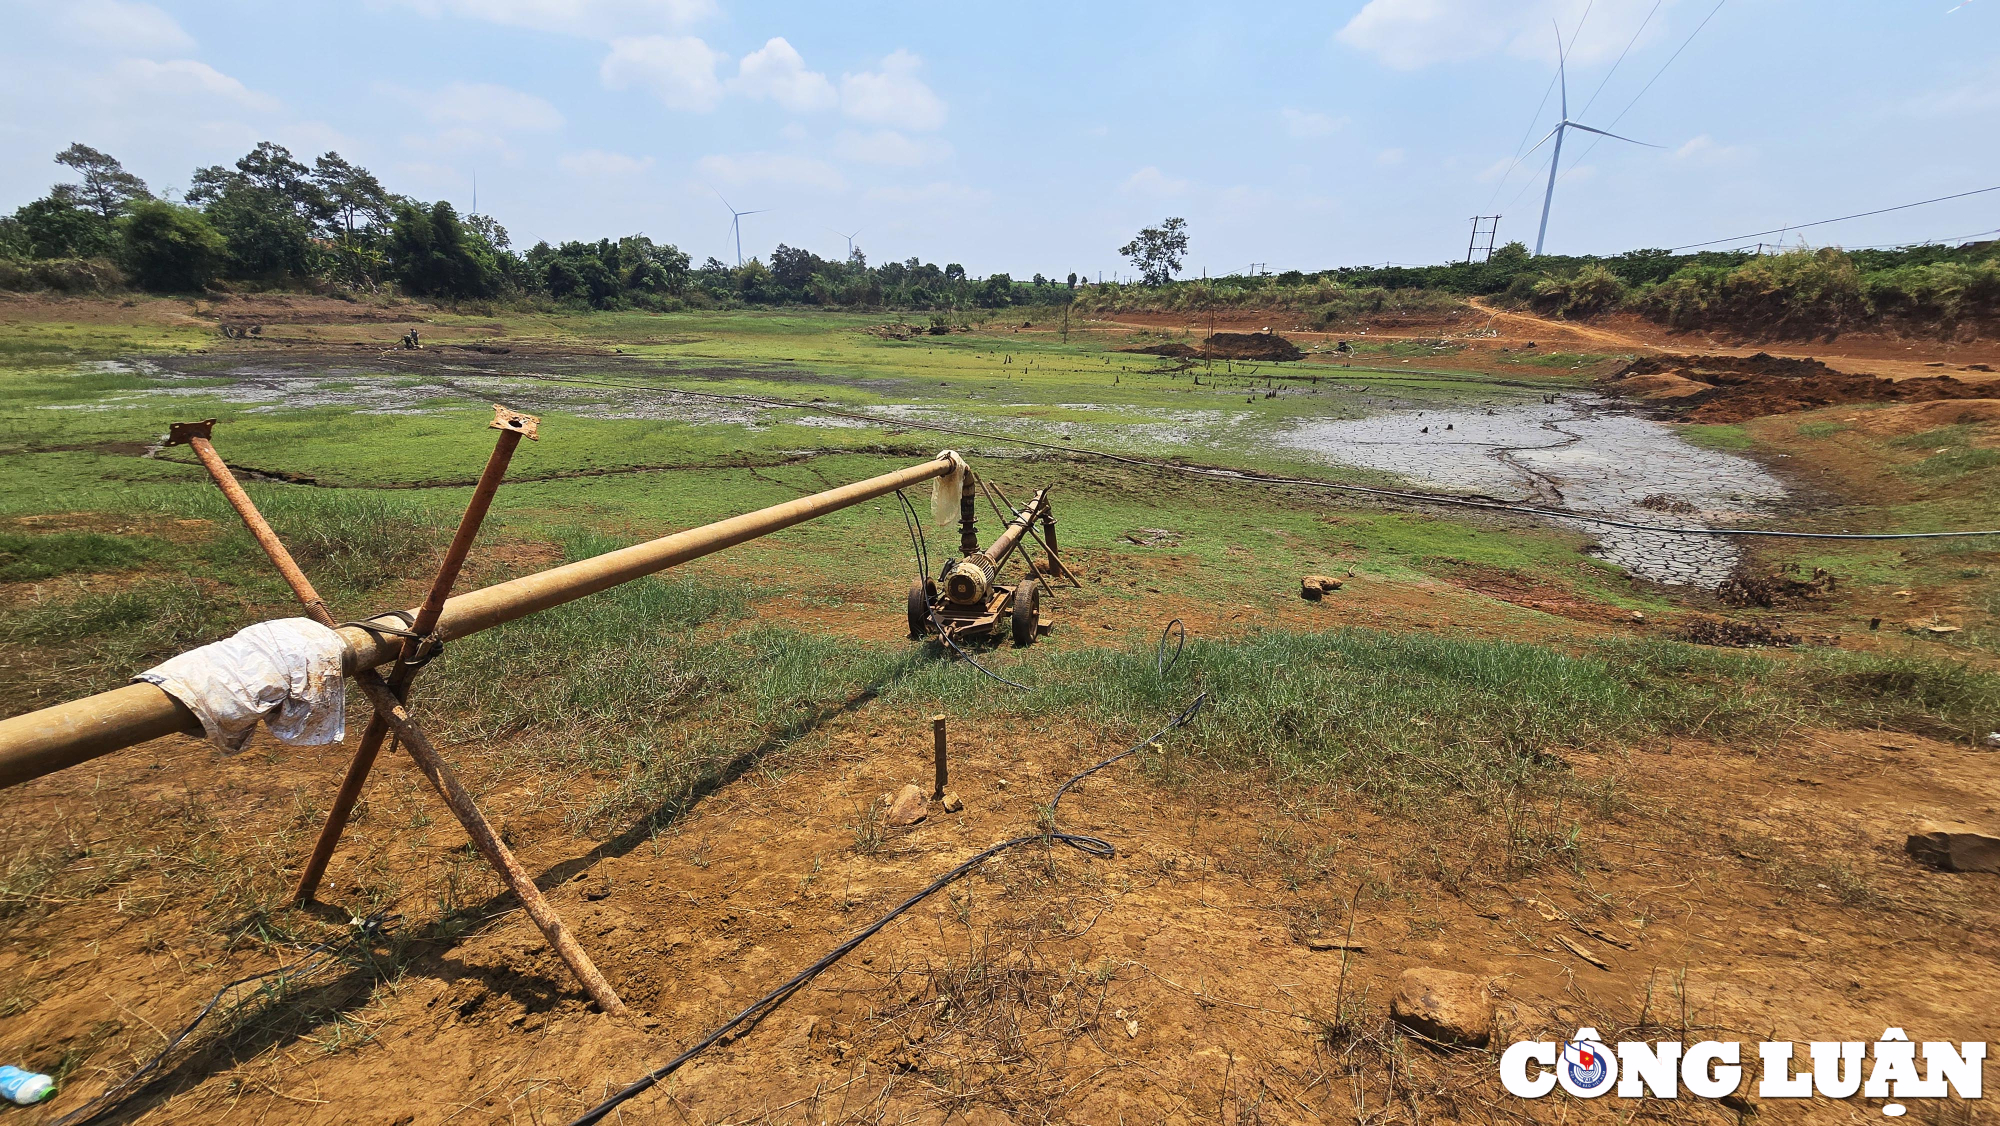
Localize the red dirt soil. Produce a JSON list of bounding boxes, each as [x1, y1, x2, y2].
[[1605, 352, 1994, 423]]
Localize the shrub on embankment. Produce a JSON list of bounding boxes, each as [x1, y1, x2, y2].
[[1078, 241, 2000, 339]]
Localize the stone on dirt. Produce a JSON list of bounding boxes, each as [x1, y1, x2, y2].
[[941, 791, 964, 813], [886, 784, 929, 827], [1300, 575, 1343, 601], [1390, 968, 1493, 1047], [1905, 822, 2000, 873]]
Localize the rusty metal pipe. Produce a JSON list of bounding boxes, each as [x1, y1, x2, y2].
[[942, 489, 1048, 606], [293, 406, 537, 906], [162, 421, 626, 1014], [0, 455, 955, 789]]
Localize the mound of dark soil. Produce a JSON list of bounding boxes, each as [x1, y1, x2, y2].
[[1674, 616, 1800, 648], [1204, 332, 1303, 361], [1604, 352, 1987, 423], [1117, 342, 1200, 358]]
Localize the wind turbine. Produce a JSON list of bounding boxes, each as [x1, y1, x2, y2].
[[714, 190, 770, 267], [1525, 23, 1661, 255], [828, 226, 862, 258]]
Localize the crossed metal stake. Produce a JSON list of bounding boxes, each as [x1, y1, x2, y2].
[[165, 408, 627, 1015]]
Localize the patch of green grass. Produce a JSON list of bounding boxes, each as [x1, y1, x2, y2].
[[1887, 424, 1977, 451], [155, 483, 454, 598], [1901, 447, 2000, 480], [1796, 421, 1852, 439], [0, 580, 246, 714], [1505, 350, 1615, 369], [0, 531, 155, 581], [1679, 423, 1754, 451]]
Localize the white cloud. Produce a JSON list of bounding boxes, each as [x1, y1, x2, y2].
[[382, 0, 716, 37], [1337, 0, 1672, 70], [733, 37, 836, 113], [696, 151, 844, 190], [834, 129, 950, 167], [1376, 147, 1407, 166], [421, 81, 564, 130], [1280, 108, 1347, 139], [108, 59, 276, 110], [1122, 166, 1192, 197], [602, 35, 724, 111], [840, 50, 946, 131], [560, 148, 655, 175], [58, 0, 194, 53]]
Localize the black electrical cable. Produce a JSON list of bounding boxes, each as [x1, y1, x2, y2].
[[927, 602, 1033, 691], [1156, 619, 1186, 676], [50, 912, 395, 1126], [563, 694, 1208, 1126], [499, 372, 2000, 542], [892, 488, 930, 582]]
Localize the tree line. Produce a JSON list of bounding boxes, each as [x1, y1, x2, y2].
[[0, 142, 1081, 310]]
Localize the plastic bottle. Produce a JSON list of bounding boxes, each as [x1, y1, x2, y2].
[[0, 1066, 53, 1105]]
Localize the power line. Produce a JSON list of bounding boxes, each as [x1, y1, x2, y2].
[[1559, 0, 1726, 187], [1668, 184, 2000, 252], [1576, 0, 1662, 120], [1485, 0, 1595, 212]]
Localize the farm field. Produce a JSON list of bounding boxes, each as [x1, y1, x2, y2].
[[2, 292, 1998, 1124]]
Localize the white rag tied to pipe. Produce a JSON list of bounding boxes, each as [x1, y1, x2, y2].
[[137, 618, 348, 752], [931, 449, 970, 527]]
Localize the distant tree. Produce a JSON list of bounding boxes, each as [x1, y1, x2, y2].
[[1066, 272, 1077, 288], [11, 196, 115, 258], [187, 143, 333, 280], [311, 152, 390, 237], [52, 144, 151, 221], [943, 263, 965, 282], [542, 256, 583, 299], [464, 213, 510, 251], [769, 243, 825, 294], [118, 200, 226, 291], [386, 200, 495, 299], [204, 183, 314, 279], [1119, 217, 1188, 286], [977, 272, 1014, 307], [1491, 240, 1530, 266], [576, 257, 620, 306]]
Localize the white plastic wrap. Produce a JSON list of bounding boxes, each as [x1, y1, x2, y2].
[[137, 618, 348, 752]]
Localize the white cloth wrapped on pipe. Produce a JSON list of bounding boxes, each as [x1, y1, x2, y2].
[[137, 618, 347, 752], [931, 449, 970, 527]]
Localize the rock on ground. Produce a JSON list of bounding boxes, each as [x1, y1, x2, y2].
[[1390, 968, 1493, 1047], [886, 783, 929, 827], [1906, 822, 2000, 873]]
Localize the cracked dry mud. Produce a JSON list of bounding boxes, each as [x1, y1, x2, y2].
[[1278, 396, 1788, 587]]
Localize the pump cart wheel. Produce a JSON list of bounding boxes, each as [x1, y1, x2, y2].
[[908, 577, 937, 639], [1010, 579, 1041, 647]]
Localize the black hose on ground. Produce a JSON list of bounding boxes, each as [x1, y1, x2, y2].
[[563, 693, 1208, 1126]]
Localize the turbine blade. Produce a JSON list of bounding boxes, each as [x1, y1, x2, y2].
[[1564, 121, 1662, 147], [1553, 20, 1568, 118], [712, 187, 734, 212], [1522, 123, 1564, 159]]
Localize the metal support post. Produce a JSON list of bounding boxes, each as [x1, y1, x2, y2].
[[169, 416, 626, 1016]]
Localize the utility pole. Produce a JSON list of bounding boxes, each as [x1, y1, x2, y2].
[[1466, 216, 1500, 263]]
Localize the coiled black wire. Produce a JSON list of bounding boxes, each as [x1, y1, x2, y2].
[[563, 693, 1208, 1126]]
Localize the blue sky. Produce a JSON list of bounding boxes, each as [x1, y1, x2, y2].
[[3, 0, 1996, 277]]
